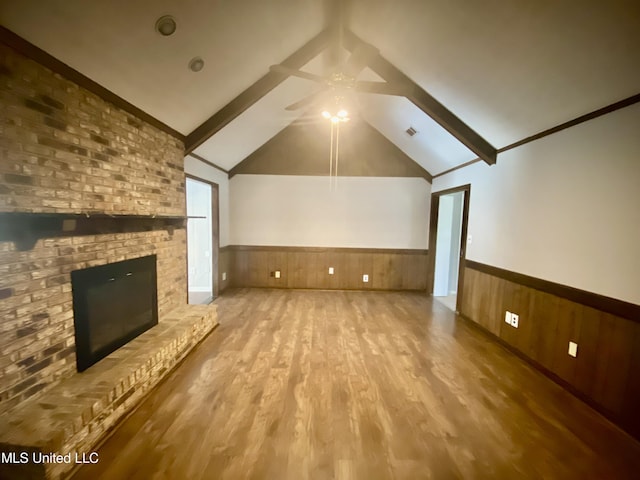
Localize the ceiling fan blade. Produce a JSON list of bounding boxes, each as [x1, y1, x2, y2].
[[270, 64, 326, 83], [354, 81, 412, 96], [343, 43, 379, 77], [284, 88, 327, 111]]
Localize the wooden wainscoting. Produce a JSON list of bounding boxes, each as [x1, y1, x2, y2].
[[218, 246, 232, 294], [460, 260, 640, 441], [226, 245, 428, 291]]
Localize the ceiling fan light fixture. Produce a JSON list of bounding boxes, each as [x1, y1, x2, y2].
[[322, 111, 331, 119], [337, 109, 348, 118], [155, 15, 177, 36]]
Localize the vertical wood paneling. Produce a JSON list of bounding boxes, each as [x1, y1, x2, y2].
[[218, 247, 232, 293], [227, 246, 428, 291], [247, 251, 266, 287], [460, 264, 640, 441], [551, 298, 582, 385], [362, 253, 374, 290], [345, 252, 363, 289], [461, 269, 504, 336], [232, 248, 249, 287], [327, 251, 347, 290], [371, 254, 390, 290], [573, 305, 602, 398], [528, 291, 560, 370], [388, 254, 405, 289], [266, 251, 287, 288], [599, 315, 634, 415], [317, 251, 331, 290], [401, 254, 426, 290], [287, 251, 303, 288], [621, 325, 640, 437]]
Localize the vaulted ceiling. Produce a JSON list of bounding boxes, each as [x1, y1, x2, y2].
[[1, 0, 638, 176]]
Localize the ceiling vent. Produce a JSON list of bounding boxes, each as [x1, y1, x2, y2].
[[406, 126, 417, 137]]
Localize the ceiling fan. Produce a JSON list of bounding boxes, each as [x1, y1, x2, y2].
[[270, 43, 409, 113]]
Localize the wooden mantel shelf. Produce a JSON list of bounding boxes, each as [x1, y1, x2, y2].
[[0, 212, 186, 250]]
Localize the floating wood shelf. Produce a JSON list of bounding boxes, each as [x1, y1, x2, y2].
[[0, 212, 186, 250]]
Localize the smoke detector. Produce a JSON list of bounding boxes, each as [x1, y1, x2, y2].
[[406, 126, 418, 137]]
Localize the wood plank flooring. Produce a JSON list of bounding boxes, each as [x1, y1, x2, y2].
[[71, 289, 640, 480]]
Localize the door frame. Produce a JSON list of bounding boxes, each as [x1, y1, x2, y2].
[[185, 174, 220, 300], [426, 184, 471, 313]]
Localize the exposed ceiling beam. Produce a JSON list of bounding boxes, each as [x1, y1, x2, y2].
[[325, 0, 344, 68], [343, 30, 498, 166], [185, 29, 332, 154]]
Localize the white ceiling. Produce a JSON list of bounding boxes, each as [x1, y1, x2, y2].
[[2, 0, 639, 176], [0, 0, 324, 134], [193, 75, 320, 171], [350, 0, 640, 147]]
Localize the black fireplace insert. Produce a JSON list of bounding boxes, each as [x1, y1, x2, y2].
[[71, 255, 158, 372]]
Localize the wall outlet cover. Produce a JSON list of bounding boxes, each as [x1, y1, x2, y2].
[[511, 313, 519, 328], [328, 267, 334, 275], [363, 274, 369, 283], [222, 272, 226, 281], [275, 270, 281, 279], [568, 341, 578, 357]]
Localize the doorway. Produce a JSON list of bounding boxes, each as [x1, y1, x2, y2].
[[427, 185, 470, 313], [186, 176, 219, 304]]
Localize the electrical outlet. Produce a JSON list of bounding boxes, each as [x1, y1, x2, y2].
[[505, 311, 512, 324], [568, 341, 578, 357], [511, 313, 519, 328], [328, 267, 334, 275], [222, 272, 226, 281], [362, 274, 369, 283], [275, 270, 281, 279]]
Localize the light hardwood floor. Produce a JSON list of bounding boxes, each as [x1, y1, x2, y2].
[[72, 289, 640, 479]]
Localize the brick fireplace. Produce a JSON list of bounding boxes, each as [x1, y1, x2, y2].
[[0, 41, 217, 479]]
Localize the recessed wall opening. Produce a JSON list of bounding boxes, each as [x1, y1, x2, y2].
[[433, 191, 464, 310], [427, 185, 471, 313], [186, 176, 220, 304]]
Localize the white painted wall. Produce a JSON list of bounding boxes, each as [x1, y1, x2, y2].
[[230, 175, 431, 249], [433, 103, 640, 305], [183, 156, 230, 247]]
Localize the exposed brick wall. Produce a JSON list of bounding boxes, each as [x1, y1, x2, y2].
[[0, 43, 187, 414], [0, 43, 184, 215]]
